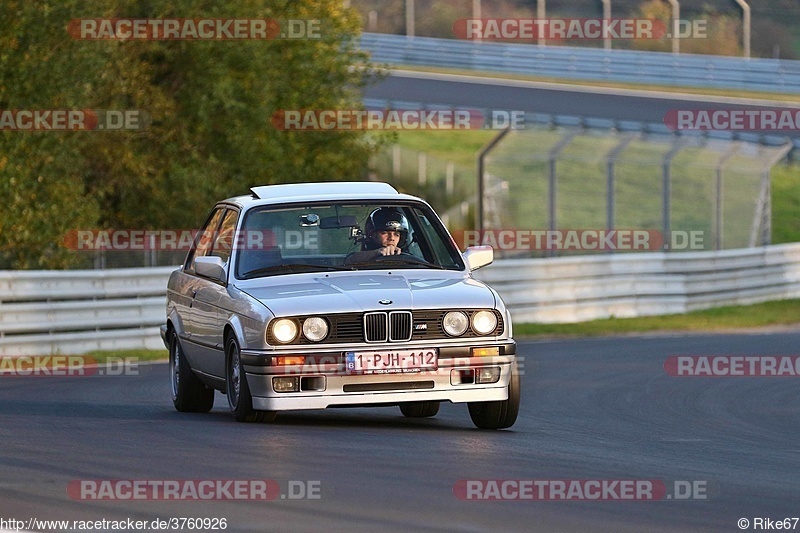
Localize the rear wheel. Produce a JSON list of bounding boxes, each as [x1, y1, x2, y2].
[[399, 401, 440, 418], [226, 336, 277, 423], [170, 329, 214, 413], [468, 362, 520, 430]]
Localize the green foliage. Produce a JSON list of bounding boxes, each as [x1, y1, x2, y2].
[[0, 0, 380, 268], [630, 0, 742, 56]]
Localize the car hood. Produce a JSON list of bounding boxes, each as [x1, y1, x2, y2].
[[235, 271, 496, 317]]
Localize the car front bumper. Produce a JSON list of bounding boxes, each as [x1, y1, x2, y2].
[[241, 342, 516, 411]]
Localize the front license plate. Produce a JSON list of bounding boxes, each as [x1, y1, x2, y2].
[[345, 349, 438, 375]]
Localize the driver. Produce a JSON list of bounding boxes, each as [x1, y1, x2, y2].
[[345, 207, 410, 264]]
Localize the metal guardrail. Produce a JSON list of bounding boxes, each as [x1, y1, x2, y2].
[[2, 244, 800, 354], [0, 267, 176, 355], [475, 243, 800, 323], [361, 33, 800, 94]]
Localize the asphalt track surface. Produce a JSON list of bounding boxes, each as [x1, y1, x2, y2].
[[2, 331, 800, 532], [364, 70, 800, 139]]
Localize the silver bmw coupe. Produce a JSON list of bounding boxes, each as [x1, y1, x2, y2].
[[161, 182, 519, 429]]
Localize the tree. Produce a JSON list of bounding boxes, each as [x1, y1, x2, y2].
[[630, 0, 742, 56], [0, 0, 380, 268]]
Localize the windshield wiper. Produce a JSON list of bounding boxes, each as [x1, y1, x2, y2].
[[348, 256, 445, 270], [241, 263, 352, 279]]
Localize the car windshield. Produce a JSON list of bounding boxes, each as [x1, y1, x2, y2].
[[235, 202, 465, 279]]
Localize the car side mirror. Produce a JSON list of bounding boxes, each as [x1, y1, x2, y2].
[[195, 256, 227, 282], [463, 245, 493, 271]]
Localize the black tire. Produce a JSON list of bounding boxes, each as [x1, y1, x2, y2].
[[468, 362, 520, 430], [170, 329, 214, 413], [399, 401, 440, 418], [226, 336, 277, 423]]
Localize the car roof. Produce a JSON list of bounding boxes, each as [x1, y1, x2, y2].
[[223, 182, 426, 208]]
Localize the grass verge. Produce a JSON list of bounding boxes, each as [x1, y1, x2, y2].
[[514, 299, 800, 338], [81, 349, 168, 364]]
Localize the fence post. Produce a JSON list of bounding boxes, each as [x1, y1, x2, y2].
[[392, 144, 401, 178], [601, 0, 611, 50], [446, 161, 454, 195], [537, 0, 546, 47], [667, 0, 680, 54], [406, 0, 415, 37], [605, 134, 637, 244], [714, 142, 740, 250], [477, 128, 511, 231], [547, 130, 579, 252], [662, 138, 686, 251], [752, 140, 793, 246]]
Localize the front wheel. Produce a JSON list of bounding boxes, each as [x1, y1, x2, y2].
[[226, 336, 277, 423], [399, 401, 440, 418], [468, 362, 520, 430], [170, 329, 214, 413]]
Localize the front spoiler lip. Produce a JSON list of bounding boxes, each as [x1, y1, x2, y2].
[[251, 385, 508, 411]]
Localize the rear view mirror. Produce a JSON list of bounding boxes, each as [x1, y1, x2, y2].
[[320, 215, 359, 229], [463, 245, 493, 271], [195, 256, 227, 282]]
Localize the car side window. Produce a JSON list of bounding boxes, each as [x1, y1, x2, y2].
[[210, 209, 238, 266], [184, 207, 225, 273]]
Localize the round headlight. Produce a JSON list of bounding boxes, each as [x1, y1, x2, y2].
[[472, 310, 498, 335], [271, 318, 299, 344], [443, 311, 469, 336], [302, 317, 329, 342]]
